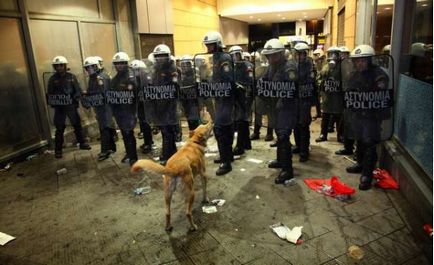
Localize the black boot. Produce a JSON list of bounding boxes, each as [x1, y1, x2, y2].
[[233, 146, 245, 156], [335, 148, 353, 155], [141, 144, 152, 154], [346, 163, 363, 173], [73, 125, 91, 150], [264, 127, 274, 141], [216, 162, 232, 175], [250, 124, 260, 140], [359, 175, 372, 190], [274, 136, 294, 184], [97, 152, 110, 161], [315, 134, 327, 142], [268, 160, 282, 168], [55, 125, 65, 159], [274, 169, 294, 184]]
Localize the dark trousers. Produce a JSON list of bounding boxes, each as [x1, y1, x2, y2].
[[121, 129, 137, 161], [357, 141, 378, 178], [139, 120, 153, 145], [160, 125, 177, 161], [321, 113, 343, 139], [54, 106, 86, 153], [99, 127, 116, 153], [294, 124, 310, 157], [214, 124, 234, 163], [275, 129, 293, 171], [235, 120, 252, 150]]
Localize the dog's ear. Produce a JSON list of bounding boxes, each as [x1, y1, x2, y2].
[[189, 130, 195, 138]]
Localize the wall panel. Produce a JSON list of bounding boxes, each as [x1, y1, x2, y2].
[[0, 18, 43, 157]]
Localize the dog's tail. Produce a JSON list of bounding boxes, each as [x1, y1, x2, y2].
[[131, 159, 177, 176]]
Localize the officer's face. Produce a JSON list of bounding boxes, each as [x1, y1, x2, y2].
[[53, 64, 66, 74], [265, 52, 283, 65], [206, 43, 217, 53], [296, 51, 307, 62], [85, 65, 97, 75], [232, 53, 242, 62], [353, 58, 368, 71], [114, 62, 128, 72]]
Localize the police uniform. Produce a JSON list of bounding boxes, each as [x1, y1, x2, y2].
[[265, 58, 298, 184], [47, 72, 90, 157], [345, 65, 390, 189], [233, 60, 254, 155], [212, 52, 235, 174], [293, 57, 315, 162], [110, 69, 138, 164], [178, 64, 200, 131], [85, 70, 116, 158], [150, 60, 179, 162]]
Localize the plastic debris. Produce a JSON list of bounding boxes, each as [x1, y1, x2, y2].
[[423, 224, 433, 237], [0, 163, 12, 172], [270, 223, 303, 244], [153, 157, 160, 161], [304, 176, 355, 200], [26, 154, 37, 161], [211, 199, 225, 206], [44, 150, 55, 155], [255, 195, 260, 199], [202, 205, 217, 213], [0, 232, 15, 246], [56, 168, 68, 175], [133, 186, 151, 195], [205, 153, 217, 157], [247, 158, 263, 164], [348, 245, 365, 260], [373, 168, 399, 189], [240, 168, 246, 172]]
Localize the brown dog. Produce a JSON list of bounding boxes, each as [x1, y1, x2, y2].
[[131, 113, 213, 231]]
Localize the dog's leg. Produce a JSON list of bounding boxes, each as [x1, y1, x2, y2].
[[183, 173, 198, 231], [164, 175, 176, 231], [200, 171, 209, 204]]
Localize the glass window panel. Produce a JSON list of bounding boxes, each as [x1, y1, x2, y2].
[[0, 18, 43, 157]]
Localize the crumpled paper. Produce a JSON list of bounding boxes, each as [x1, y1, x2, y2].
[[270, 223, 303, 244]]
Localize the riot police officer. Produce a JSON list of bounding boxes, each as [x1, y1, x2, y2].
[[108, 52, 138, 165], [313, 48, 325, 119], [250, 52, 275, 142], [130, 59, 153, 154], [292, 43, 315, 162], [179, 55, 200, 131], [316, 46, 344, 142], [202, 31, 235, 175], [343, 44, 391, 190], [261, 39, 298, 184], [335, 45, 356, 155], [229, 45, 253, 156], [47, 56, 91, 158], [82, 57, 115, 161], [147, 44, 179, 164]]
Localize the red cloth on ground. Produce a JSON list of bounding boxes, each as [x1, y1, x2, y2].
[[303, 176, 355, 197], [373, 168, 399, 189]]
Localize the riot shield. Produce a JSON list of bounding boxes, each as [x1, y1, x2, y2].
[[193, 52, 235, 125], [81, 74, 106, 109], [253, 48, 298, 129], [341, 54, 394, 142], [319, 61, 344, 114], [179, 59, 200, 121], [142, 59, 179, 126], [233, 58, 255, 122], [296, 56, 316, 124]]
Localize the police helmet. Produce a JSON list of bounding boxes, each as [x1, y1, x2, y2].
[[350, 45, 375, 58], [52, 56, 68, 65], [112, 52, 130, 63], [261, 39, 285, 55]]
